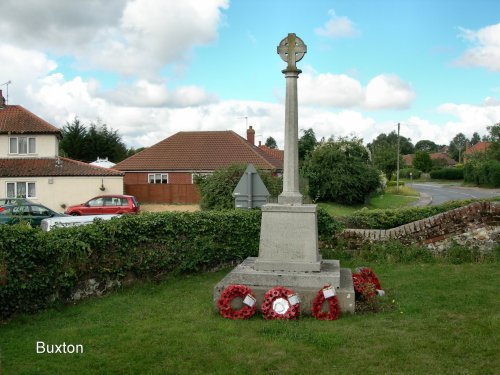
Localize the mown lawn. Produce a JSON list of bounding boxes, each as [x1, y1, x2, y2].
[[0, 262, 498, 375]]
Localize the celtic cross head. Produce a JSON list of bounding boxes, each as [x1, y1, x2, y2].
[[277, 33, 307, 71]]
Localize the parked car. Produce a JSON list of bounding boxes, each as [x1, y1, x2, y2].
[[41, 214, 119, 231], [0, 203, 67, 227], [65, 195, 140, 216], [0, 197, 31, 206]]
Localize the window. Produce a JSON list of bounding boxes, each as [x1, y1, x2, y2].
[[88, 198, 104, 207], [148, 173, 168, 184], [30, 205, 50, 216], [6, 182, 36, 198], [9, 137, 36, 154]]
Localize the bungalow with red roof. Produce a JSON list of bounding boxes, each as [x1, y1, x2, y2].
[[114, 126, 283, 204], [0, 91, 124, 212], [464, 141, 492, 163], [403, 152, 456, 167]]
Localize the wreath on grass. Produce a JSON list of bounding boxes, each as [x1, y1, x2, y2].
[[261, 286, 300, 320], [311, 285, 341, 320], [352, 267, 384, 301], [217, 284, 257, 320]]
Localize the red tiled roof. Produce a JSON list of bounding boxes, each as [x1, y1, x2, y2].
[[0, 157, 123, 177], [115, 131, 283, 171], [465, 142, 492, 155], [259, 145, 284, 161], [0, 105, 61, 135], [403, 154, 414, 166], [403, 152, 456, 166]]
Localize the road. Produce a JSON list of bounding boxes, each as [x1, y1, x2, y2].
[[407, 182, 500, 206]]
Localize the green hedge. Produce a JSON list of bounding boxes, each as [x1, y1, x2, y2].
[[386, 181, 405, 187], [0, 208, 340, 320], [398, 168, 422, 179], [430, 167, 464, 180], [340, 199, 495, 229], [464, 159, 500, 187]]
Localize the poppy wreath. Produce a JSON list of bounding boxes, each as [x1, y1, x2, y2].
[[311, 285, 341, 321], [352, 267, 382, 301], [260, 286, 300, 320], [217, 284, 257, 320], [356, 267, 382, 290]]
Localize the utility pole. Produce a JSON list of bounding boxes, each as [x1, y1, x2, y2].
[[396, 122, 400, 193]]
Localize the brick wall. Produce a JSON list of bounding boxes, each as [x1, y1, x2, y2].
[[341, 201, 499, 251]]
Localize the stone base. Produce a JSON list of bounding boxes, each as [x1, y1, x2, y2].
[[254, 204, 321, 272], [214, 257, 355, 315]]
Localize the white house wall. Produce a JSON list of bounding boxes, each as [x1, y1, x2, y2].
[[0, 176, 124, 212], [0, 134, 58, 158]]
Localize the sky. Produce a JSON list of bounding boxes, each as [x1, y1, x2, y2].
[[1, 0, 500, 150]]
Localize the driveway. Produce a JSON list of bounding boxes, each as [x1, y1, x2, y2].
[[407, 182, 500, 206]]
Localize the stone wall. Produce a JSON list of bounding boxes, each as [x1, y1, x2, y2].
[[341, 201, 499, 252]]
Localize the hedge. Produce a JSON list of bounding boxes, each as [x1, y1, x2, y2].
[[464, 159, 500, 187], [340, 198, 497, 229], [386, 181, 405, 187], [430, 167, 464, 180], [0, 208, 340, 320]]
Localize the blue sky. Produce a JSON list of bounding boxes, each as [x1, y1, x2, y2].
[[1, 0, 499, 150]]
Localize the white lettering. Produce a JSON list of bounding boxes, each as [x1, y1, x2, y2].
[[36, 341, 84, 354], [36, 341, 45, 354]]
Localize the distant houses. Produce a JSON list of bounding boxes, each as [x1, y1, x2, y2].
[[114, 126, 283, 204], [464, 141, 492, 163], [0, 91, 124, 212]]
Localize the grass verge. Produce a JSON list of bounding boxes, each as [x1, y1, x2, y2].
[[0, 258, 498, 374]]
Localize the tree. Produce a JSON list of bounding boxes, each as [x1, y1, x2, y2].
[[470, 132, 481, 146], [413, 151, 432, 172], [59, 117, 129, 163], [368, 131, 413, 179], [304, 137, 380, 204], [298, 128, 317, 162], [415, 140, 439, 153], [265, 137, 277, 149], [485, 123, 500, 161], [449, 133, 468, 163]]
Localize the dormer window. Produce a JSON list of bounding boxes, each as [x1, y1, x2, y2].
[[9, 136, 36, 154]]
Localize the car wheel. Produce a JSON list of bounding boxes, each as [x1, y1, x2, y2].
[[71, 212, 80, 216]]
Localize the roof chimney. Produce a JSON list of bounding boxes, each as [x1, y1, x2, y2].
[[0, 90, 5, 108], [247, 125, 255, 145]]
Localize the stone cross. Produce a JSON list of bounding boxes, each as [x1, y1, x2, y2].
[[277, 33, 307, 71], [277, 33, 307, 204]]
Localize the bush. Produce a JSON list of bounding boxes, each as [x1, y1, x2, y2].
[[413, 151, 432, 172], [195, 164, 282, 210], [464, 158, 500, 187], [0, 208, 341, 319], [394, 168, 421, 179], [386, 181, 405, 187], [430, 167, 464, 180], [305, 138, 380, 204], [340, 199, 494, 229]]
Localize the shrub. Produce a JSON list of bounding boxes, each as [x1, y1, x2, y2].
[[464, 158, 500, 187], [305, 138, 380, 204], [195, 164, 282, 210], [394, 168, 421, 179], [430, 167, 464, 180], [0, 208, 341, 319], [386, 181, 405, 187], [413, 151, 432, 172]]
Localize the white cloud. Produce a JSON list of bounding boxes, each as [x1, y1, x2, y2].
[[364, 74, 416, 110], [438, 97, 500, 129], [0, 0, 229, 77], [299, 71, 415, 110], [457, 23, 500, 71], [315, 10, 359, 39]]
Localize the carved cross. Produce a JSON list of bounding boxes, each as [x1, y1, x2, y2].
[[277, 33, 307, 70]]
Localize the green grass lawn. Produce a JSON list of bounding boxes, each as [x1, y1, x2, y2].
[[1, 262, 498, 375], [318, 191, 419, 217]]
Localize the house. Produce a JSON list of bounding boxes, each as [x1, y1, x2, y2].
[[464, 142, 492, 163], [258, 142, 284, 162], [114, 126, 283, 204], [403, 152, 456, 167], [0, 91, 124, 212]]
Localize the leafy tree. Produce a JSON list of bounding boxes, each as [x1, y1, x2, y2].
[[265, 137, 277, 149], [413, 151, 432, 173], [415, 140, 439, 153], [470, 132, 481, 146], [368, 131, 413, 179], [449, 132, 468, 163], [59, 117, 129, 163], [485, 123, 500, 161], [194, 164, 282, 210], [298, 128, 317, 161], [304, 137, 380, 204]]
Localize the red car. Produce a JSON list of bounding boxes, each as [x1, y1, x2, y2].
[[65, 195, 140, 216]]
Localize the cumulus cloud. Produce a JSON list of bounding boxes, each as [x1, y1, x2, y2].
[[315, 10, 359, 39], [299, 71, 415, 110], [438, 97, 500, 128], [0, 0, 229, 77], [456, 23, 500, 71], [364, 74, 416, 110]]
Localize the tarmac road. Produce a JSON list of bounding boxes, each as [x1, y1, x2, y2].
[[407, 182, 500, 206]]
